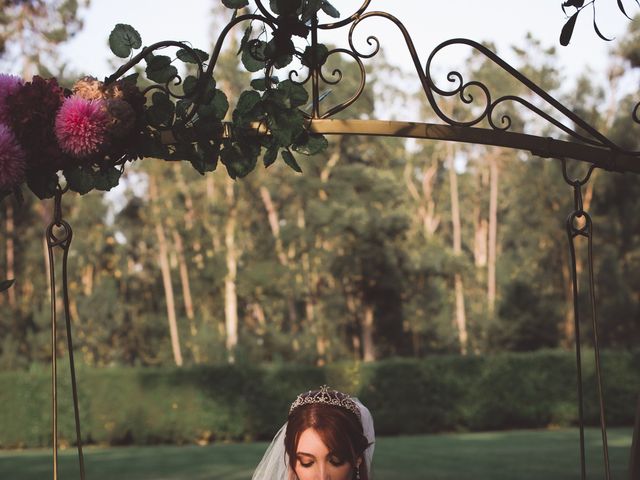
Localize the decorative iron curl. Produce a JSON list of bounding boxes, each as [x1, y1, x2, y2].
[[488, 96, 606, 147], [633, 101, 640, 124], [424, 38, 633, 153], [318, 48, 367, 119], [348, 17, 381, 60]]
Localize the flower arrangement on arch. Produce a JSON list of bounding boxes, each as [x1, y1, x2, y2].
[[0, 73, 145, 200]]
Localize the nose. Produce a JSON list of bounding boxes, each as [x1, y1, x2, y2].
[[317, 464, 330, 480]]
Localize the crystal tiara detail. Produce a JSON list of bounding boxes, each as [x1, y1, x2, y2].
[[289, 385, 361, 419]]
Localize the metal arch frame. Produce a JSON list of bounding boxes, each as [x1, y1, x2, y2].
[[50, 2, 640, 480], [107, 0, 640, 173]]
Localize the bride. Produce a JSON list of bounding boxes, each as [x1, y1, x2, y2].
[[252, 385, 375, 480]]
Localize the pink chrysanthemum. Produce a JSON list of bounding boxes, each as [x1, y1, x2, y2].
[[55, 96, 109, 158], [0, 124, 26, 190], [0, 74, 23, 125]]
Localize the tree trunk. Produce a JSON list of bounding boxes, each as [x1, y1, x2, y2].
[[404, 159, 440, 237], [150, 177, 183, 367], [447, 145, 468, 354], [172, 229, 200, 363], [205, 176, 222, 252], [362, 302, 376, 362], [224, 177, 239, 364], [296, 205, 325, 364], [259, 185, 298, 326], [487, 153, 499, 316]]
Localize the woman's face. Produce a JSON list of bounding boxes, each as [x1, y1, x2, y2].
[[294, 428, 355, 480]]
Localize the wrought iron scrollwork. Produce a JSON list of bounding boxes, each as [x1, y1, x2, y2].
[[102, 0, 640, 169]]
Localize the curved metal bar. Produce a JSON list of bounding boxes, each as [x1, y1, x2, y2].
[[316, 0, 372, 29], [104, 40, 204, 85], [253, 0, 277, 23], [319, 49, 366, 119], [347, 16, 381, 59]]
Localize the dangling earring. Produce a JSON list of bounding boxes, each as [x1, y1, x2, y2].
[[356, 465, 361, 480]]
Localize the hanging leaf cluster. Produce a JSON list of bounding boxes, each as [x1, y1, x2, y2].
[[106, 0, 339, 183], [559, 0, 639, 46]]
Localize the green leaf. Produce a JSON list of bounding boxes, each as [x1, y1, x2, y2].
[[176, 99, 192, 119], [182, 75, 199, 96], [221, 143, 257, 179], [278, 79, 308, 108], [263, 146, 278, 168], [235, 90, 262, 115], [265, 37, 295, 67], [27, 172, 58, 199], [0, 279, 14, 292], [301, 0, 323, 22], [238, 25, 252, 55], [293, 132, 328, 155], [109, 24, 142, 58], [222, 0, 249, 7], [276, 0, 302, 15], [146, 91, 175, 126], [560, 11, 579, 46], [241, 40, 266, 72], [250, 76, 278, 91], [176, 48, 209, 64], [93, 168, 122, 191], [321, 0, 340, 18], [121, 72, 139, 86], [138, 132, 172, 159], [64, 167, 95, 195], [145, 55, 178, 83], [198, 89, 229, 120], [300, 44, 329, 68], [281, 149, 302, 172], [190, 141, 220, 174]]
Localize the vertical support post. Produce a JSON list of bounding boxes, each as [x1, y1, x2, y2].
[[311, 14, 320, 118], [46, 186, 86, 480]]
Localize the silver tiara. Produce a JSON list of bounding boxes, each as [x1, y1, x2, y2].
[[289, 385, 361, 419]]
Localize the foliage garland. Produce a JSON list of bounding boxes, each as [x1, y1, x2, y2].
[[0, 0, 339, 291], [0, 0, 338, 201]]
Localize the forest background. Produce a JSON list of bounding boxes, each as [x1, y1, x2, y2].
[[1, 0, 640, 448]]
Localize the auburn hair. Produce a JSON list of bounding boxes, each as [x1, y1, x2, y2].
[[284, 400, 370, 480]]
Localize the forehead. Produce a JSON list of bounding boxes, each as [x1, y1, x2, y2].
[[296, 428, 330, 456]]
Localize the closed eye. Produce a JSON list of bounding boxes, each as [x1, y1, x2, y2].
[[329, 455, 346, 466], [297, 455, 314, 468]]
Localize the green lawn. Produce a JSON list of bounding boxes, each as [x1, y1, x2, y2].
[[0, 428, 632, 480]]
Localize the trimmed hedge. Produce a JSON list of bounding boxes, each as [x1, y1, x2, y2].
[[1, 350, 638, 448]]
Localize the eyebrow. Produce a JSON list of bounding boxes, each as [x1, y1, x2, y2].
[[296, 452, 315, 458]]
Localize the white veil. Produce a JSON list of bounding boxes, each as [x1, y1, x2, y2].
[[251, 398, 375, 480]]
